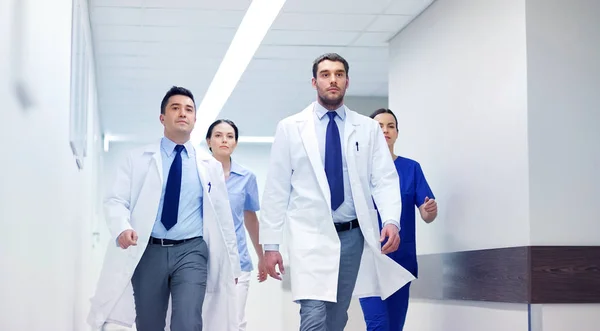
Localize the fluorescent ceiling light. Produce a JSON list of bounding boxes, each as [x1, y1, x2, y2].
[[190, 0, 286, 145]]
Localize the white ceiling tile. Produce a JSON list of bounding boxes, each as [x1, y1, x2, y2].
[[93, 25, 139, 42], [99, 84, 210, 103], [95, 41, 230, 58], [91, 1, 431, 144], [91, 7, 143, 25], [351, 32, 394, 47], [141, 9, 245, 28], [94, 41, 145, 55], [143, 0, 251, 11], [262, 30, 360, 46], [271, 13, 376, 31], [93, 25, 237, 43], [366, 15, 413, 32], [253, 45, 344, 60], [91, 0, 144, 7], [244, 59, 307, 72], [385, 0, 433, 15], [335, 47, 389, 62], [100, 68, 218, 84], [283, 0, 393, 14], [253, 45, 388, 62], [98, 54, 222, 70]]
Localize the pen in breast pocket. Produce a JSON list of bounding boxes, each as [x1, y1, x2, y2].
[[356, 142, 359, 151], [208, 182, 211, 193]]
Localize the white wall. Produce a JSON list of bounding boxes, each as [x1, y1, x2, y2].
[[525, 0, 600, 246], [405, 301, 529, 331], [345, 95, 388, 116], [525, 0, 600, 328], [389, 0, 531, 255], [0, 0, 102, 330], [389, 0, 600, 329], [388, 0, 531, 329]]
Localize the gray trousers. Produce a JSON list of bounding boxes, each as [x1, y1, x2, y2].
[[299, 227, 365, 331], [131, 237, 208, 331]]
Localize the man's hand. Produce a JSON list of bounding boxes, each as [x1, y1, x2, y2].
[[380, 224, 400, 254], [264, 251, 285, 280], [257, 257, 268, 282], [118, 229, 138, 249]]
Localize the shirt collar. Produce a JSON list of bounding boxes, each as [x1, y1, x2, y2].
[[314, 101, 346, 121], [161, 137, 195, 158], [229, 159, 244, 176]]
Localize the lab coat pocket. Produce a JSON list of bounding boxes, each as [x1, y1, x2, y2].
[[286, 209, 320, 250], [354, 141, 371, 177]]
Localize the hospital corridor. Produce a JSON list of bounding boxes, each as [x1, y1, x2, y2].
[[1, 0, 599, 330]]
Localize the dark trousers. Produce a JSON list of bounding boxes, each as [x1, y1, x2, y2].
[[131, 237, 208, 331]]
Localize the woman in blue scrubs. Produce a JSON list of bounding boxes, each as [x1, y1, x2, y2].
[[205, 119, 268, 331], [359, 108, 438, 331]]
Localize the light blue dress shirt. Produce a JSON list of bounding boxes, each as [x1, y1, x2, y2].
[[313, 102, 358, 224], [151, 137, 203, 240], [226, 160, 260, 272], [314, 103, 399, 231]]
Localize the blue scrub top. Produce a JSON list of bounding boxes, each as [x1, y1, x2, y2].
[[226, 160, 260, 272], [376, 156, 434, 278]]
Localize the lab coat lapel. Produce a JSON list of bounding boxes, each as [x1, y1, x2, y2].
[[146, 141, 163, 183], [343, 109, 359, 154], [194, 148, 213, 208], [298, 103, 331, 207]]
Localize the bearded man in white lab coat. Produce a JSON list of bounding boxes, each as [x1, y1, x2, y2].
[[260, 53, 416, 331], [87, 86, 240, 331]]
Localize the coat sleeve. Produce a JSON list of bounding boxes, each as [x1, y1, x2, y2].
[[213, 160, 242, 279], [369, 121, 402, 229], [259, 120, 292, 246], [104, 152, 134, 242]]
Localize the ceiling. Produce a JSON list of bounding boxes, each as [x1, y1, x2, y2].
[[89, 0, 433, 142]]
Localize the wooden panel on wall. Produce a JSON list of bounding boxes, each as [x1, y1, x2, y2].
[[411, 246, 600, 304], [530, 246, 600, 303]]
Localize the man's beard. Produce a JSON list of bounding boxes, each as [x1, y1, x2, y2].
[[318, 90, 344, 108]]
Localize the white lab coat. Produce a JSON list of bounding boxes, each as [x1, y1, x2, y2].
[[86, 141, 241, 331], [260, 103, 416, 302]]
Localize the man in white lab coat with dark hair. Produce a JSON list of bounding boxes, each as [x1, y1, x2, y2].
[[259, 53, 415, 331], [87, 86, 240, 331]]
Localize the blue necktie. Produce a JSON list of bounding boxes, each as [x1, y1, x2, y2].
[[161, 144, 185, 231], [325, 112, 344, 210]]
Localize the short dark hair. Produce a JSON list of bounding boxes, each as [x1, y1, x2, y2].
[[205, 119, 239, 151], [370, 108, 398, 131], [160, 86, 195, 114], [312, 53, 350, 78]]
